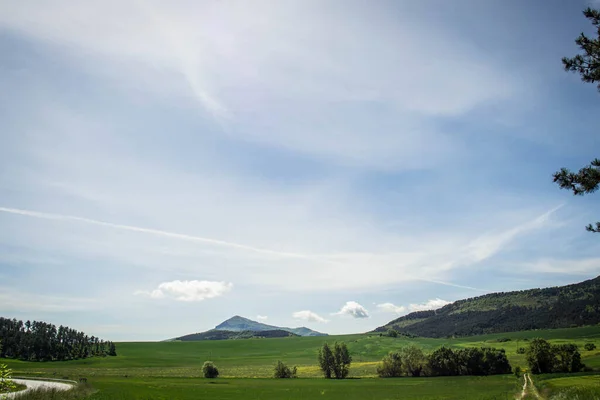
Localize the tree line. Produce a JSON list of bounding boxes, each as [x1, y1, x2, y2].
[[526, 338, 585, 374], [377, 345, 512, 378], [0, 317, 117, 361]]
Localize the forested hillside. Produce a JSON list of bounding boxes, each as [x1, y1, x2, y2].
[[377, 276, 600, 337], [0, 317, 117, 361]]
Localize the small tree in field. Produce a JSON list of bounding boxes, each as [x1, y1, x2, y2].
[[318, 342, 335, 378], [377, 352, 403, 377], [202, 361, 219, 378], [401, 345, 427, 377], [526, 338, 556, 374], [333, 342, 352, 379], [273, 361, 297, 378], [318, 342, 352, 379]]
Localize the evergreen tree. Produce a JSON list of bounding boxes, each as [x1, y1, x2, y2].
[[317, 342, 335, 379], [554, 7, 600, 232]]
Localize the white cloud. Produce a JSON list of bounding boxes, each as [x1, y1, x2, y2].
[[335, 301, 369, 319], [521, 258, 600, 275], [0, 289, 100, 313], [135, 280, 232, 302], [0, 0, 523, 170], [409, 298, 451, 312], [256, 315, 268, 322], [292, 310, 328, 323], [376, 302, 406, 314]]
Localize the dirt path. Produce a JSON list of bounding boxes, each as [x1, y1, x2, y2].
[[3, 379, 74, 398], [517, 373, 543, 400]]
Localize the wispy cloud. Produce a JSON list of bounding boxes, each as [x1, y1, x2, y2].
[[409, 299, 451, 312], [335, 301, 369, 319], [521, 258, 600, 275], [0, 207, 311, 259], [376, 303, 406, 314], [256, 315, 268, 322], [0, 289, 100, 313], [292, 310, 328, 323], [135, 280, 232, 302], [0, 0, 524, 170]]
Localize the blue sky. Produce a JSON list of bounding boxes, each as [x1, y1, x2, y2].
[[1, 0, 599, 341]]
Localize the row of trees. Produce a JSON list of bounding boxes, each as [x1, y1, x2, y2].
[[526, 338, 585, 374], [377, 345, 512, 378], [0, 317, 117, 361]]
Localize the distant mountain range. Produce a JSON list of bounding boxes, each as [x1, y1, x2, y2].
[[173, 315, 327, 341], [214, 316, 327, 336], [376, 275, 600, 338]]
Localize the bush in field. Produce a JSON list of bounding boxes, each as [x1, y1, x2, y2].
[[516, 347, 526, 354], [513, 366, 522, 377], [377, 352, 403, 377], [584, 343, 597, 351], [273, 361, 297, 378], [202, 361, 219, 378], [386, 329, 399, 338]]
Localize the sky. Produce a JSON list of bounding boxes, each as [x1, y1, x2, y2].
[[0, 0, 599, 341]]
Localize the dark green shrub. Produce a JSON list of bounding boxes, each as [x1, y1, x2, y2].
[[516, 347, 526, 354], [386, 329, 399, 338], [273, 361, 297, 378], [584, 343, 597, 351], [202, 361, 219, 378]]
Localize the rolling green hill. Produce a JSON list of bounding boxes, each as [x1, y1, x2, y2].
[[376, 275, 600, 337], [171, 315, 327, 341], [214, 315, 327, 337], [175, 329, 298, 341]]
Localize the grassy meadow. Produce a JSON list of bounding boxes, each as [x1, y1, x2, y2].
[[4, 326, 600, 399]]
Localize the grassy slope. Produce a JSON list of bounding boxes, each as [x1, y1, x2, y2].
[[4, 326, 600, 399]]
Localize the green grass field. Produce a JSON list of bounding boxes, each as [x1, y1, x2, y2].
[[4, 326, 600, 399]]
